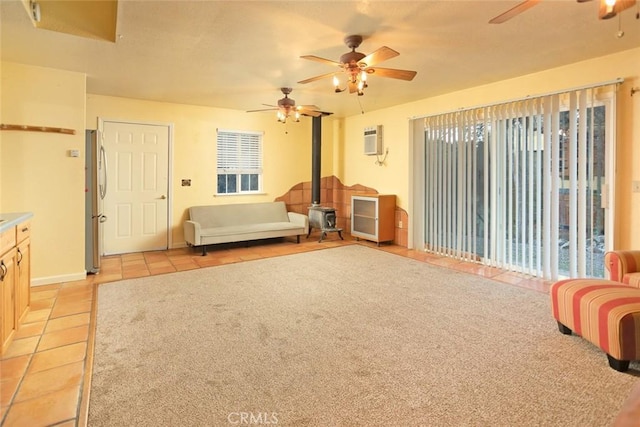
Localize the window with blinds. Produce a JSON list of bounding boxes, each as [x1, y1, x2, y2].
[[216, 129, 263, 194], [418, 83, 617, 281]]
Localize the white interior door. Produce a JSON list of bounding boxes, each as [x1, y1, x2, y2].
[[101, 121, 170, 255]]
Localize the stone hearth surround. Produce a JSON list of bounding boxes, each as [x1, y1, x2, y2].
[[275, 176, 408, 247]]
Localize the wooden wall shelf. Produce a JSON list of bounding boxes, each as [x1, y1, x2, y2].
[[0, 124, 76, 135]]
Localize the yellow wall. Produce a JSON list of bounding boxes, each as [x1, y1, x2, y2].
[[85, 94, 335, 248], [0, 62, 86, 283], [2, 47, 639, 283], [339, 47, 640, 249]]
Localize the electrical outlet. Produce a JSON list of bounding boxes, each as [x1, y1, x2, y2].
[[398, 220, 403, 228], [633, 181, 640, 193]]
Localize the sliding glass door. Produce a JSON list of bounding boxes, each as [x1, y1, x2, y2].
[[417, 85, 616, 281]]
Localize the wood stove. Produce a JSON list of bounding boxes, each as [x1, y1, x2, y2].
[[308, 205, 343, 242], [306, 114, 341, 242]]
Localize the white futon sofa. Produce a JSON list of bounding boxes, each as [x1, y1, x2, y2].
[[184, 201, 309, 255]]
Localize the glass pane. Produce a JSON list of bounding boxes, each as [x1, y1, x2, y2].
[[423, 99, 607, 280], [353, 199, 375, 217], [556, 106, 606, 278], [240, 174, 259, 192], [227, 174, 237, 193], [217, 174, 227, 194], [249, 174, 258, 191], [354, 216, 376, 235]]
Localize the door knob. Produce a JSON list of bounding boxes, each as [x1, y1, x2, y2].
[[160, 195, 167, 199]]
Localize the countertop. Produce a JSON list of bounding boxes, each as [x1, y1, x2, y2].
[[0, 212, 34, 233]]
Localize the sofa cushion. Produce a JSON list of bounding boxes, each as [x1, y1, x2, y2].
[[201, 222, 302, 238], [624, 272, 640, 288], [190, 202, 290, 228]]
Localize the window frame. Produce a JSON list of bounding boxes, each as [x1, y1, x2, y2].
[[216, 129, 264, 195]]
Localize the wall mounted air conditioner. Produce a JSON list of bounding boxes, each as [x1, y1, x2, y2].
[[364, 125, 383, 155]]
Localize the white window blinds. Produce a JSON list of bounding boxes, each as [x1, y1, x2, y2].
[[422, 81, 617, 280], [217, 130, 263, 174]]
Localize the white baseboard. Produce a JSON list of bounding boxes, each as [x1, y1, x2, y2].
[[30, 244, 190, 286], [31, 271, 87, 287]]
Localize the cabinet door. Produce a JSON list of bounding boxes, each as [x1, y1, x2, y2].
[[351, 195, 396, 244], [352, 197, 378, 239], [1, 248, 17, 354], [16, 239, 30, 323]]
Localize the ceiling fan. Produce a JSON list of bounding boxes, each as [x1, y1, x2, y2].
[[297, 35, 417, 96], [246, 88, 326, 123], [489, 0, 636, 24]]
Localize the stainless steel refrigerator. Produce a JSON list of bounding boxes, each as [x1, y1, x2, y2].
[[85, 130, 107, 274]]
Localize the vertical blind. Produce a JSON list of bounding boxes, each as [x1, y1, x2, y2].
[[423, 82, 617, 281]]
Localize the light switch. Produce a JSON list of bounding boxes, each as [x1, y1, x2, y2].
[[69, 149, 80, 157], [633, 181, 640, 193]]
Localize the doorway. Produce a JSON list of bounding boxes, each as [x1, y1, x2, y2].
[[99, 119, 171, 255], [411, 85, 616, 281]]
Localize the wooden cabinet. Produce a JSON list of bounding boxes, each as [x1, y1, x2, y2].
[[16, 222, 31, 323], [0, 216, 32, 355], [351, 194, 396, 245], [1, 231, 17, 354]]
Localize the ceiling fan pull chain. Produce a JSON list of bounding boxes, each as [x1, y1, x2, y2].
[[617, 12, 625, 37]]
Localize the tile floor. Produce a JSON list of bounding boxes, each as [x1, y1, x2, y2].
[[0, 233, 552, 426]]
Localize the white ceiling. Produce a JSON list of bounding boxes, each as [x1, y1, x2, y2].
[[2, 0, 639, 118]]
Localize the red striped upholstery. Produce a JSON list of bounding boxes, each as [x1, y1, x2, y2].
[[626, 273, 640, 289], [551, 278, 640, 362], [605, 250, 640, 288]]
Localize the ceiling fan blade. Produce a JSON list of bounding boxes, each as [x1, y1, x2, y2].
[[368, 67, 417, 81], [297, 105, 331, 117], [360, 46, 399, 67], [246, 108, 277, 113], [298, 71, 337, 84], [489, 0, 541, 24], [298, 105, 321, 111], [618, 0, 637, 11], [298, 109, 322, 117], [300, 55, 342, 67], [599, 0, 635, 19]]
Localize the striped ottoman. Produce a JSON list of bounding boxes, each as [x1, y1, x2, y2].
[[550, 278, 640, 372]]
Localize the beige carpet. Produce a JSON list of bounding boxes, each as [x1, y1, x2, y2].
[[89, 245, 639, 426]]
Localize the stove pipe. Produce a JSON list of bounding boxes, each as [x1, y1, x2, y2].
[[311, 115, 321, 205]]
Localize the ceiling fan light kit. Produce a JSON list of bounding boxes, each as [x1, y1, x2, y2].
[[30, 0, 41, 23], [246, 87, 327, 124], [298, 34, 417, 97], [247, 34, 416, 124]]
